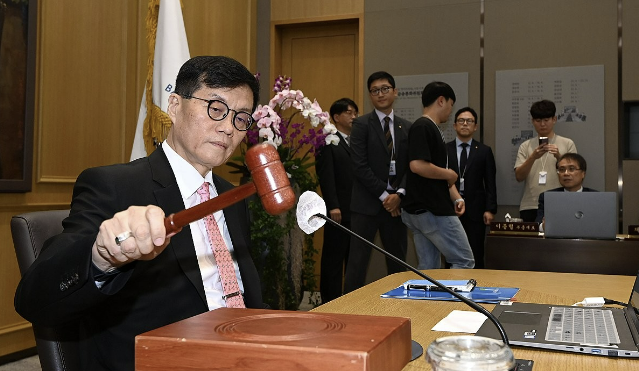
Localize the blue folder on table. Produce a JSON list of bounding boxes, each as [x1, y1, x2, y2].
[[381, 281, 519, 304]]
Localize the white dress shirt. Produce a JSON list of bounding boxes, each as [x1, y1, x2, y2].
[[162, 141, 244, 310]]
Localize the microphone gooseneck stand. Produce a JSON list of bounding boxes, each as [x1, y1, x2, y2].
[[313, 213, 510, 346]]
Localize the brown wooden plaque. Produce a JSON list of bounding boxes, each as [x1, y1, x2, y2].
[[135, 308, 411, 371]]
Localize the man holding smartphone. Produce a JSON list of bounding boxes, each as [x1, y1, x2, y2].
[[514, 100, 577, 222]]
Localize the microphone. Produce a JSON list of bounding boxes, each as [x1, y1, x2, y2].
[[296, 191, 510, 346]]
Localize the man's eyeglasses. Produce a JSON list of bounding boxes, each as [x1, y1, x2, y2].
[[181, 95, 254, 131], [369, 86, 393, 96], [556, 166, 581, 174], [455, 118, 476, 125], [344, 109, 358, 117]]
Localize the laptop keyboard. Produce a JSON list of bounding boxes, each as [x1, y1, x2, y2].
[[546, 307, 621, 345]]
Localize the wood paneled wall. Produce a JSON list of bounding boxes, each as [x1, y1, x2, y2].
[[38, 1, 140, 181], [271, 0, 362, 22], [0, 0, 257, 358]]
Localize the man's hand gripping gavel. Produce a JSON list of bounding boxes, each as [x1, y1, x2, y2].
[[93, 143, 295, 271]]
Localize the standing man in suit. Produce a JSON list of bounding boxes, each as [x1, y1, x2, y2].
[[316, 98, 358, 303], [15, 56, 263, 371], [446, 107, 497, 268], [401, 82, 474, 270], [344, 71, 411, 293], [536, 153, 596, 224]]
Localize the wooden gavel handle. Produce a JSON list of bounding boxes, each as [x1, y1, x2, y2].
[[164, 182, 257, 236]]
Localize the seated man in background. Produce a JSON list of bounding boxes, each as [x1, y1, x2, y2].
[[15, 56, 264, 371], [536, 152, 597, 224]]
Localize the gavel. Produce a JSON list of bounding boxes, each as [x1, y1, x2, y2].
[[164, 143, 296, 236]]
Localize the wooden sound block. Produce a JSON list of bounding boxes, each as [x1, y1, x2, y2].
[[135, 308, 411, 371]]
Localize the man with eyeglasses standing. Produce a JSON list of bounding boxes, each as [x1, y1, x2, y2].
[[344, 72, 411, 293], [514, 99, 577, 222], [535, 153, 596, 225], [15, 56, 264, 371], [316, 98, 358, 302], [446, 107, 497, 268], [401, 82, 474, 270]]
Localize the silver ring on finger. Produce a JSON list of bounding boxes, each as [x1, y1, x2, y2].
[[115, 231, 134, 246]]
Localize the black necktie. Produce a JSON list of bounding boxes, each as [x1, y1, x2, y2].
[[459, 142, 468, 172], [384, 116, 397, 189]]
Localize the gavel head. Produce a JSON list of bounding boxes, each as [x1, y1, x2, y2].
[[244, 143, 296, 215]]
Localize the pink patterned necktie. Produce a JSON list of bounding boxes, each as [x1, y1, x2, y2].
[[197, 182, 245, 308]]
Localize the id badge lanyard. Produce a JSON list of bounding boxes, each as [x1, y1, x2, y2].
[[538, 139, 550, 184], [389, 146, 397, 176]]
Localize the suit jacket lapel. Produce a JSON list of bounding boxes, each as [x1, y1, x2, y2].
[[371, 112, 390, 155], [466, 141, 479, 170], [149, 148, 208, 304], [395, 119, 406, 143], [337, 132, 352, 155]]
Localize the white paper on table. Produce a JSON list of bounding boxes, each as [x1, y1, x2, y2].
[[431, 310, 488, 333]]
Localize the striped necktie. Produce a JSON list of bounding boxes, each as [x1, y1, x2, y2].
[[383, 116, 393, 156], [197, 182, 245, 308]]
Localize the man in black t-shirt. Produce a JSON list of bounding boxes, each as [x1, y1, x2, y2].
[[401, 82, 475, 269]]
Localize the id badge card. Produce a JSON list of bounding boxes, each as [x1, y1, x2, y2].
[[539, 171, 547, 185], [389, 160, 397, 176], [460, 177, 465, 192]]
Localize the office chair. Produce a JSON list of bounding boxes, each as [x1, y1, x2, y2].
[[11, 210, 81, 371]]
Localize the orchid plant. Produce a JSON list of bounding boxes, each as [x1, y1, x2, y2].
[[228, 75, 337, 309], [248, 75, 339, 170]]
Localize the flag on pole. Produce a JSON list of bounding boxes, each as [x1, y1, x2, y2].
[[130, 0, 190, 161]]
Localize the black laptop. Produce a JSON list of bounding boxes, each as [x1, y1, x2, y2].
[[476, 271, 639, 358], [543, 192, 617, 240]]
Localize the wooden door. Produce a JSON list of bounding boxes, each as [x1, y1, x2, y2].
[[275, 20, 360, 291], [278, 20, 359, 112]]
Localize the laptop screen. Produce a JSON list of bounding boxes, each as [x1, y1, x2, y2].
[[627, 272, 639, 342], [544, 191, 617, 240]]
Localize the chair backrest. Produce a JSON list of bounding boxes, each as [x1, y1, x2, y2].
[[11, 210, 80, 371]]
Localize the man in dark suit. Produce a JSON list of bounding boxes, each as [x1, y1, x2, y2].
[[446, 107, 497, 268], [15, 56, 263, 371], [536, 152, 596, 224], [316, 98, 358, 303], [344, 71, 411, 293]]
